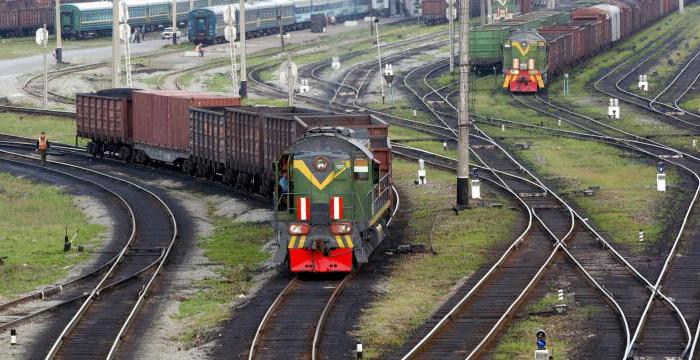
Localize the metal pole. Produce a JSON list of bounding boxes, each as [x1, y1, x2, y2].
[[43, 23, 48, 109], [456, 0, 470, 208], [375, 19, 384, 104], [172, 0, 178, 44], [229, 11, 239, 97], [287, 54, 294, 107], [486, 0, 491, 24], [679, 0, 684, 13], [54, 0, 62, 63], [480, 0, 486, 25], [449, 0, 454, 73], [240, 0, 247, 96], [278, 16, 284, 51], [112, 0, 120, 87]]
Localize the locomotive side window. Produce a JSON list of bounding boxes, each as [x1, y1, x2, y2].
[[372, 160, 380, 184], [353, 157, 369, 180]]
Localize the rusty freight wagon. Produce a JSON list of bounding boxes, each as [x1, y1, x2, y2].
[[76, 89, 240, 162], [187, 106, 390, 198], [131, 90, 240, 164]]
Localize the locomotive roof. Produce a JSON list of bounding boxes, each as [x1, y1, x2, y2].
[[293, 129, 374, 159], [509, 30, 545, 42]]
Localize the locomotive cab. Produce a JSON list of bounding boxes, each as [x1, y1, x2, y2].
[[274, 127, 391, 273]]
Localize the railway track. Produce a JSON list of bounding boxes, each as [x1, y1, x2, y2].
[[251, 40, 654, 358], [247, 275, 351, 360], [0, 145, 178, 359], [0, 152, 134, 335]]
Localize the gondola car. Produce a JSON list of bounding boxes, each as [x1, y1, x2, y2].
[[76, 90, 394, 273]]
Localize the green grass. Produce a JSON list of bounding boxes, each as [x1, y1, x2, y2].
[[0, 112, 87, 146], [483, 127, 682, 254], [0, 173, 104, 297], [679, 94, 700, 114], [175, 206, 272, 348], [241, 98, 289, 107], [179, 73, 195, 88], [353, 159, 520, 358], [0, 36, 113, 60]]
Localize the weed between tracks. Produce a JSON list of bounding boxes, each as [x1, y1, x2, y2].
[[353, 159, 520, 358], [0, 36, 112, 60], [175, 204, 272, 348], [0, 173, 104, 298], [0, 112, 87, 146], [481, 124, 682, 254]]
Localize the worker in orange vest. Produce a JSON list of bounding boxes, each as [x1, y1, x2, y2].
[[36, 132, 50, 166]]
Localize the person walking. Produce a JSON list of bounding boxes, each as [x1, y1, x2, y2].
[[36, 132, 50, 166]]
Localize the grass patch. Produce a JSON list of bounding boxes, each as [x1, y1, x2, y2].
[[353, 158, 520, 358], [175, 206, 272, 348], [0, 112, 87, 146], [0, 173, 104, 297], [0, 36, 112, 60], [488, 129, 681, 253]]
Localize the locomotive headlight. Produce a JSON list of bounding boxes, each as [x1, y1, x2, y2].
[[288, 223, 310, 235], [330, 222, 352, 235]]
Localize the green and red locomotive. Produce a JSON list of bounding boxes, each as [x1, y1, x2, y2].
[[273, 119, 393, 273]]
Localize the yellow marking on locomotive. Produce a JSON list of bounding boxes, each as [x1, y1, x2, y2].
[[369, 203, 391, 226], [288, 236, 297, 248], [297, 235, 306, 248], [344, 235, 354, 248], [335, 235, 345, 248], [512, 41, 530, 56], [503, 74, 512, 88], [293, 159, 350, 190]]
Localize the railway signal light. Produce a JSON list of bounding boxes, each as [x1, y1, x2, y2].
[[536, 329, 547, 349]]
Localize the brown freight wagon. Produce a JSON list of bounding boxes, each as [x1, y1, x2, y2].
[[571, 7, 611, 48], [539, 25, 584, 64], [223, 107, 329, 193], [0, 10, 19, 32], [131, 90, 240, 164], [542, 32, 574, 76], [18, 8, 53, 29], [76, 91, 133, 158]]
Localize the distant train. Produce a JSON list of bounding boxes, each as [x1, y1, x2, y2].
[[188, 0, 383, 43], [501, 0, 686, 92], [57, 0, 389, 40]]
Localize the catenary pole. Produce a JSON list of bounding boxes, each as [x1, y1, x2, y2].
[[240, 0, 247, 96], [112, 0, 120, 87], [456, 0, 470, 208], [448, 0, 454, 72], [54, 0, 62, 63], [172, 0, 177, 44]]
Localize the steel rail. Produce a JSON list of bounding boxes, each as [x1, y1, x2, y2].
[[311, 274, 352, 360], [413, 58, 695, 357], [649, 43, 700, 118], [247, 276, 299, 360], [27, 148, 179, 359]]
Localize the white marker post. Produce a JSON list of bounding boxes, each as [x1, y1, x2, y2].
[[10, 329, 16, 345], [417, 159, 426, 185], [638, 229, 644, 242], [36, 25, 49, 109], [638, 74, 649, 91], [356, 342, 363, 358], [657, 161, 666, 192], [332, 56, 340, 70], [693, 139, 697, 148], [299, 79, 310, 94], [471, 178, 480, 199]]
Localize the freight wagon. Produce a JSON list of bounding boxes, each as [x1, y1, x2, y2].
[[76, 90, 394, 273], [76, 89, 241, 163], [0, 0, 94, 37]]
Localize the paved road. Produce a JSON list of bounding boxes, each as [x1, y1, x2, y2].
[[0, 17, 405, 99]]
